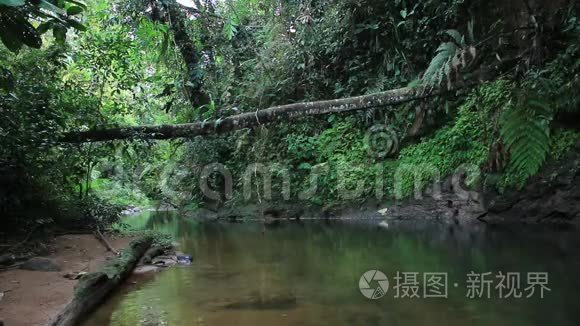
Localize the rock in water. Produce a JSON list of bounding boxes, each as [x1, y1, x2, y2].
[[176, 254, 192, 265], [151, 255, 177, 267], [377, 207, 389, 216], [141, 246, 165, 264], [20, 257, 61, 272], [133, 265, 162, 274], [378, 220, 389, 229]]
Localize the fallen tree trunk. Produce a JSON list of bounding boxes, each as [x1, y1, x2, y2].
[[61, 41, 524, 143], [62, 86, 440, 142], [47, 235, 153, 326]]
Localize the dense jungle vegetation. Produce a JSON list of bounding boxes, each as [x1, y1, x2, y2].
[[0, 0, 579, 232]]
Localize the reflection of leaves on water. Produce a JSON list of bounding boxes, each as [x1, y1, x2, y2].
[[197, 269, 241, 280], [105, 214, 580, 326], [346, 312, 383, 325], [207, 292, 298, 311], [123, 210, 201, 239], [138, 305, 168, 326]]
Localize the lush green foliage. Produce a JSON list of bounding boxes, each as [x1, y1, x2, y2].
[[497, 34, 580, 189], [0, 0, 176, 229], [500, 98, 551, 183], [395, 80, 512, 197], [0, 0, 87, 52], [422, 27, 476, 89], [1, 0, 579, 231]]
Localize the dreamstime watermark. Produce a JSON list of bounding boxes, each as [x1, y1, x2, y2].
[[364, 124, 399, 159], [358, 270, 551, 300], [102, 123, 481, 204], [199, 163, 480, 201]]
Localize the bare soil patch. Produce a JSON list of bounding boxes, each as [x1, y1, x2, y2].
[[0, 234, 133, 326]]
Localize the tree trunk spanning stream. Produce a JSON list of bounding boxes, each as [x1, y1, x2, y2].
[[62, 86, 444, 142]]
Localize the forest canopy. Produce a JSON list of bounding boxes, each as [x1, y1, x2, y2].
[[1, 0, 579, 231]]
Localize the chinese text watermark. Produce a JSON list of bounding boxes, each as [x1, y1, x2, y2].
[[359, 270, 550, 300]]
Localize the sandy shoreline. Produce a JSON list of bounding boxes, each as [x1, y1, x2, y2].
[[0, 234, 133, 326]]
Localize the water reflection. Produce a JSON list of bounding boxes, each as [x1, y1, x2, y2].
[[87, 211, 580, 326]]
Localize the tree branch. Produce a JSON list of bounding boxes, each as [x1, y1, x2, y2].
[[93, 227, 118, 255]]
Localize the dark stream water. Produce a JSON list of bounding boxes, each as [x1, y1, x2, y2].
[[85, 210, 580, 326]]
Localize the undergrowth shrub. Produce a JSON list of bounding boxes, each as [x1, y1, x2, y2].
[[393, 79, 512, 198]]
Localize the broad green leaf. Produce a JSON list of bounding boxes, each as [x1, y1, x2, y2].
[[0, 30, 23, 53], [64, 0, 87, 10], [66, 6, 84, 15], [298, 162, 312, 170], [0, 0, 25, 7], [0, 13, 32, 52], [53, 25, 67, 44], [36, 21, 53, 35], [0, 67, 14, 91], [400, 9, 407, 19], [40, 0, 66, 15], [20, 21, 42, 48], [67, 19, 87, 31]]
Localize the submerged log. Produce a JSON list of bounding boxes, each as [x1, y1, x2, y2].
[[47, 235, 153, 326]]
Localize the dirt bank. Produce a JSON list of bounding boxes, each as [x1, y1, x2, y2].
[[0, 234, 133, 326]]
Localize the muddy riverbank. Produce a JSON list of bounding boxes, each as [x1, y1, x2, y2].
[[0, 234, 133, 326]]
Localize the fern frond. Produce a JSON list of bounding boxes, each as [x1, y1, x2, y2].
[[422, 42, 456, 88], [445, 29, 465, 46], [223, 16, 239, 40], [422, 28, 478, 90], [500, 100, 553, 179]]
